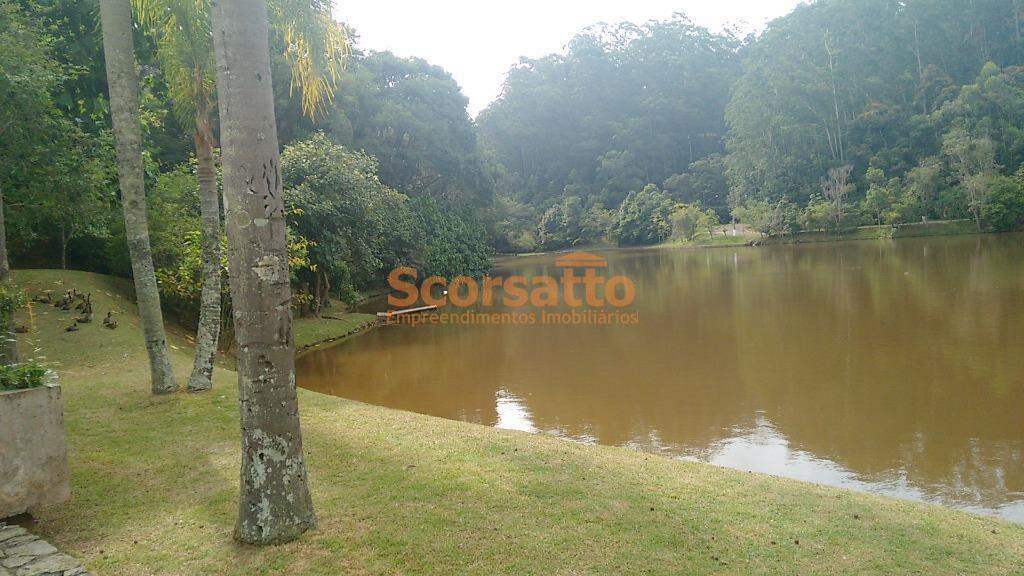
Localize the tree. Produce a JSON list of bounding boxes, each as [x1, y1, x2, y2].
[[210, 0, 314, 545], [821, 165, 854, 231], [99, 0, 177, 394], [984, 174, 1024, 231], [861, 167, 896, 224], [613, 185, 673, 246], [663, 154, 729, 218], [0, 0, 66, 364], [801, 194, 832, 231], [733, 198, 799, 237], [324, 52, 490, 205], [478, 15, 740, 211], [942, 126, 997, 229], [670, 203, 717, 242], [905, 157, 945, 219], [131, 0, 221, 391], [281, 133, 414, 310], [133, 0, 348, 391]]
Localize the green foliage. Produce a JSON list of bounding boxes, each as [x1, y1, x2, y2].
[[670, 203, 717, 242], [801, 195, 832, 232], [0, 282, 24, 334], [319, 52, 491, 205], [984, 174, 1024, 232], [942, 126, 998, 226], [0, 362, 48, 392], [724, 0, 1024, 223], [535, 196, 612, 250], [488, 193, 539, 253], [663, 155, 729, 219], [734, 198, 799, 238], [280, 133, 491, 304], [861, 168, 899, 224], [8, 0, 1024, 316], [282, 132, 415, 304], [408, 196, 491, 279], [904, 157, 945, 219], [479, 15, 739, 210], [613, 185, 673, 246]]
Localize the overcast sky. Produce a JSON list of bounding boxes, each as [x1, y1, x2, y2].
[[333, 0, 804, 116]]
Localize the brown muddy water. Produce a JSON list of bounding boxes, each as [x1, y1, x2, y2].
[[297, 233, 1024, 521]]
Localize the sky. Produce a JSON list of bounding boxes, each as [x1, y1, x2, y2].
[[333, 0, 804, 116]]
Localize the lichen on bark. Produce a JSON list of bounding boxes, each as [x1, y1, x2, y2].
[[211, 0, 315, 545]]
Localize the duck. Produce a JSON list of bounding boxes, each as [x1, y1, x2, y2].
[[65, 323, 79, 332], [103, 312, 118, 330]]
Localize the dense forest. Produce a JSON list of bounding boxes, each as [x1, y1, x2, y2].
[[481, 0, 1024, 250], [3, 0, 1024, 328]]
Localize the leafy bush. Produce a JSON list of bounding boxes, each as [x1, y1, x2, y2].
[[0, 363, 48, 392], [984, 175, 1024, 232], [613, 185, 673, 246], [409, 196, 492, 279], [0, 282, 25, 333], [734, 198, 799, 237], [670, 203, 717, 242], [801, 194, 832, 231]]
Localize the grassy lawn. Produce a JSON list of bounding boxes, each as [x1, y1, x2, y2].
[[294, 313, 378, 353], [10, 269, 1024, 575]]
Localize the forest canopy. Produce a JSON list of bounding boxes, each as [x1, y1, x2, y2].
[[2, 0, 1024, 325], [480, 0, 1024, 250]]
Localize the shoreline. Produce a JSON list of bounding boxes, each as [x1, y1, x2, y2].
[[293, 313, 380, 356], [9, 268, 1024, 575], [493, 219, 992, 262]]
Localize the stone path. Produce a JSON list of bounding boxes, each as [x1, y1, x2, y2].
[[0, 522, 88, 576]]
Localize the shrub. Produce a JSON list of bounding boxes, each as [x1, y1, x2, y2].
[[984, 175, 1024, 232], [0, 363, 48, 392], [670, 203, 717, 242], [613, 185, 673, 246]]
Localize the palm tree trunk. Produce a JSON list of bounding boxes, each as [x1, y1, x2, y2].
[[187, 122, 222, 392], [99, 0, 177, 394], [211, 0, 315, 545], [0, 185, 18, 365]]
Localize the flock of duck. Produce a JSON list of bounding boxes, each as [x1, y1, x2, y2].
[[30, 289, 118, 332]]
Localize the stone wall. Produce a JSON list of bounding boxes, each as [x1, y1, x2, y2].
[[0, 383, 70, 519]]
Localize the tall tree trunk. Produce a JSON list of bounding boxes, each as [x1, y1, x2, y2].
[[913, 18, 928, 115], [187, 121, 222, 392], [59, 221, 67, 270], [0, 185, 17, 365], [824, 30, 845, 164], [99, 0, 177, 394], [211, 0, 315, 545]]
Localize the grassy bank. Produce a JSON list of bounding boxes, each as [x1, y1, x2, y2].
[[764, 219, 981, 245], [10, 269, 1024, 575], [294, 313, 378, 353]]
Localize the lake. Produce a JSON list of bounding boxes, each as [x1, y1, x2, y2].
[[297, 233, 1024, 521]]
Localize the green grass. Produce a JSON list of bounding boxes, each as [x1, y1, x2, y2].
[[764, 219, 982, 245], [10, 269, 1024, 575], [294, 312, 378, 353]]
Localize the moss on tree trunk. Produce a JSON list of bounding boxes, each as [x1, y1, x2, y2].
[[187, 123, 223, 392], [211, 0, 315, 545]]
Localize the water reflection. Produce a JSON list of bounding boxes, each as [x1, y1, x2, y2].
[[494, 390, 536, 433], [297, 234, 1024, 522]]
